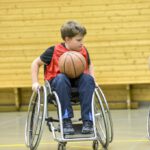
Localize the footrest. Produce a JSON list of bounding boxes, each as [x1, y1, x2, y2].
[[64, 123, 94, 139]]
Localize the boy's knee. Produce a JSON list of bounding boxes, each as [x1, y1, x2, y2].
[[81, 74, 95, 83], [57, 73, 67, 79], [55, 73, 69, 84]]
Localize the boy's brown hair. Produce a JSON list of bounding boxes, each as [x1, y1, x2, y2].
[[60, 20, 87, 40]]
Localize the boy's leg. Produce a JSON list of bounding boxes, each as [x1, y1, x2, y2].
[[50, 73, 74, 119], [50, 74, 75, 134], [77, 74, 95, 133], [77, 74, 95, 121]]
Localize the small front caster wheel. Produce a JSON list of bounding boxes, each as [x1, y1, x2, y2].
[[58, 142, 66, 150], [93, 140, 99, 150]]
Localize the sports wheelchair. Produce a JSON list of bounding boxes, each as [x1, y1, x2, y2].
[[25, 80, 113, 150]]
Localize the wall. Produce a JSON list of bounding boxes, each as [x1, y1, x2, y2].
[[0, 0, 150, 110]]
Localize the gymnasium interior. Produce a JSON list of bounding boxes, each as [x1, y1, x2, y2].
[[0, 0, 150, 149]]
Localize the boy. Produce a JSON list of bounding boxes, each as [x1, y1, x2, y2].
[[31, 20, 96, 135]]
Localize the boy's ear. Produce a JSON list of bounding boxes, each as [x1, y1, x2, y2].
[[65, 37, 71, 42]]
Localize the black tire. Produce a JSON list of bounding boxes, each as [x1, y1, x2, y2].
[[25, 86, 47, 150]]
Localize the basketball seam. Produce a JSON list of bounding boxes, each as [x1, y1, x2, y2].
[[68, 53, 77, 78], [71, 52, 85, 71], [63, 53, 68, 74]]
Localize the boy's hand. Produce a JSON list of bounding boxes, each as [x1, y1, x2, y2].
[[95, 82, 99, 88], [32, 82, 40, 92]]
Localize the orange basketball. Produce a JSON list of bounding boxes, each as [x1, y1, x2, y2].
[[58, 51, 86, 78]]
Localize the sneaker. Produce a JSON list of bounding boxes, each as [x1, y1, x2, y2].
[[63, 118, 75, 135], [82, 120, 94, 134]]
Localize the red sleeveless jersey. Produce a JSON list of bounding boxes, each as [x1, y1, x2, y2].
[[44, 44, 89, 80]]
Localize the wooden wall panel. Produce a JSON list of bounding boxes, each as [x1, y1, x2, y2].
[[0, 0, 150, 87], [0, 89, 15, 105], [0, 0, 150, 110], [131, 84, 150, 101], [20, 88, 32, 105]]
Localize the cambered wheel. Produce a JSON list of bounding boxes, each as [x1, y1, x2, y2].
[[25, 86, 47, 150], [96, 86, 114, 143], [94, 90, 109, 148]]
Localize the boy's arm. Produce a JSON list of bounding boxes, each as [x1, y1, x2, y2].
[[88, 63, 98, 86], [31, 57, 45, 92], [88, 63, 95, 79]]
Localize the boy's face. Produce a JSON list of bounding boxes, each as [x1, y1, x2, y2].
[[65, 34, 84, 51]]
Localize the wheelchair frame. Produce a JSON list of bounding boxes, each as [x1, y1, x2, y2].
[[25, 80, 113, 150]]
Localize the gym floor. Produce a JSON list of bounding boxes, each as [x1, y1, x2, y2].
[[0, 106, 150, 150]]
